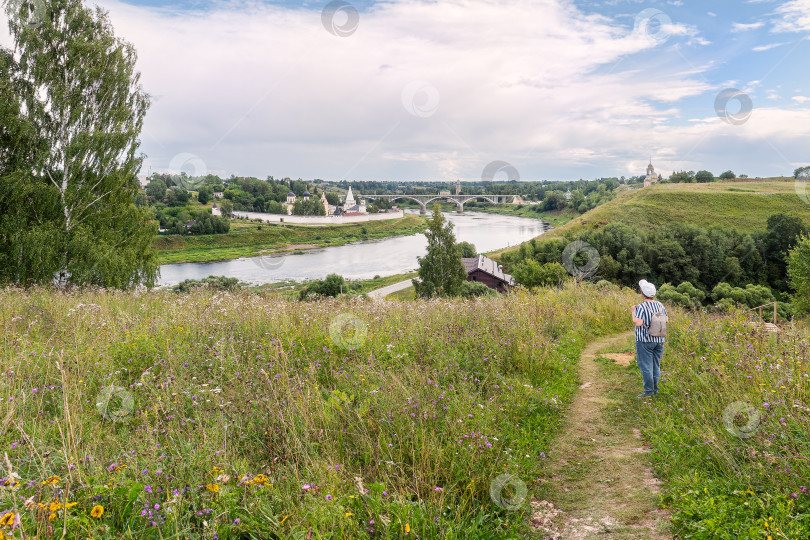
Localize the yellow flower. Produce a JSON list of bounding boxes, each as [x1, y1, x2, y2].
[[48, 512, 57, 522], [42, 475, 61, 486], [49, 501, 62, 512], [205, 483, 220, 493], [90, 505, 104, 519], [345, 512, 353, 517], [251, 474, 270, 486], [405, 523, 411, 533], [66, 502, 78, 509], [0, 512, 14, 526]]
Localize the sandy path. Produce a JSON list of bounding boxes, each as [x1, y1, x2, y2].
[[532, 332, 671, 539]]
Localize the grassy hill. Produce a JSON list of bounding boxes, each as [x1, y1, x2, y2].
[[520, 178, 810, 246]]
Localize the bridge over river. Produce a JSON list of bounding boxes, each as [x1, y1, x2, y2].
[[363, 193, 521, 214]]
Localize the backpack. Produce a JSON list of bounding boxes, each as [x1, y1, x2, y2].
[[645, 312, 667, 337]]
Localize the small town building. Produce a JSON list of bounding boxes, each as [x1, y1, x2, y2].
[[213, 192, 224, 199], [462, 255, 514, 293]]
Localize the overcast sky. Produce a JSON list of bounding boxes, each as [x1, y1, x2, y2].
[[3, 0, 810, 182]]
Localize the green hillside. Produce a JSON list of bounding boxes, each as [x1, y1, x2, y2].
[[539, 179, 810, 242]]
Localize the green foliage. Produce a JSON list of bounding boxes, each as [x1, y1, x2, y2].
[[794, 165, 810, 179], [301, 273, 347, 299], [711, 282, 775, 309], [512, 259, 569, 288], [669, 171, 696, 183], [218, 199, 233, 218], [719, 170, 736, 180], [414, 205, 467, 298], [459, 280, 497, 297], [197, 186, 212, 205], [695, 170, 715, 183], [787, 235, 810, 316], [504, 212, 809, 310], [172, 275, 243, 293], [456, 241, 477, 258], [155, 207, 229, 235], [657, 281, 705, 309], [146, 177, 167, 200], [293, 197, 326, 216], [0, 0, 157, 288]]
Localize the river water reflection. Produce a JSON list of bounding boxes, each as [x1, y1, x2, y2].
[[157, 211, 547, 286]]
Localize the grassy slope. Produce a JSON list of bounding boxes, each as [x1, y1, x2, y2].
[[491, 179, 810, 258], [154, 214, 426, 264], [0, 284, 631, 539]]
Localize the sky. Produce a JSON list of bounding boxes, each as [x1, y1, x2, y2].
[[2, 0, 810, 182]]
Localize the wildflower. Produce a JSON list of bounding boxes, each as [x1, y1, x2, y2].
[[205, 484, 220, 493], [144, 485, 153, 494], [345, 512, 353, 517], [42, 475, 61, 486], [434, 486, 443, 492], [405, 523, 411, 533], [48, 512, 57, 522], [0, 512, 14, 527], [91, 505, 104, 518], [325, 495, 333, 501], [65, 502, 78, 509], [49, 501, 61, 512], [251, 474, 270, 486]]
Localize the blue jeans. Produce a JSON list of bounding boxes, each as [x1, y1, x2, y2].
[[636, 341, 664, 394]]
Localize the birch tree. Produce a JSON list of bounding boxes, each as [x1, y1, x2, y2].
[[0, 0, 157, 287]]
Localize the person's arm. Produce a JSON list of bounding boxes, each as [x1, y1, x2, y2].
[[631, 305, 644, 327]]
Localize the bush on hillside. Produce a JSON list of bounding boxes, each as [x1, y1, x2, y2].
[[657, 282, 705, 309], [172, 275, 243, 293]]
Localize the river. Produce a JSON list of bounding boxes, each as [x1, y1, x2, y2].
[[157, 211, 547, 286]]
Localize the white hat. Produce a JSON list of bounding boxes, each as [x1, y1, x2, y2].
[[639, 279, 656, 298]]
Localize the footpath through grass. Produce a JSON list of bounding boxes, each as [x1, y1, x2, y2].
[[0, 284, 631, 539]]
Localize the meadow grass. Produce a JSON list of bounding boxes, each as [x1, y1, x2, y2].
[[0, 284, 632, 539], [631, 310, 810, 539]]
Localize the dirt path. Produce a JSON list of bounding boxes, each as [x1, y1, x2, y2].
[[532, 332, 671, 539]]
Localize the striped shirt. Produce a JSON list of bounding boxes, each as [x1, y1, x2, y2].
[[634, 300, 668, 343]]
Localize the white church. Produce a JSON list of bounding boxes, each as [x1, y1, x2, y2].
[[341, 186, 367, 215]]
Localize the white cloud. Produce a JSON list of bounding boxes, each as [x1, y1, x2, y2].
[[752, 41, 789, 50], [772, 0, 810, 32], [732, 21, 765, 32], [0, 0, 806, 179], [793, 95, 810, 103]]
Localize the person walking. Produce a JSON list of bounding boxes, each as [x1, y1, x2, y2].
[[631, 279, 668, 398]]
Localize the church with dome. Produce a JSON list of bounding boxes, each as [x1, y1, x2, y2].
[[644, 159, 660, 187]]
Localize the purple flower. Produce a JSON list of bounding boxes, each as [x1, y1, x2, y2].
[[434, 486, 443, 492], [144, 485, 153, 493], [325, 494, 333, 501]]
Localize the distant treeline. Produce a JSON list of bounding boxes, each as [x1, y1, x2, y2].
[[504, 214, 807, 316]]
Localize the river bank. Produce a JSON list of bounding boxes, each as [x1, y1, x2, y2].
[[157, 211, 549, 287], [154, 213, 426, 264]]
